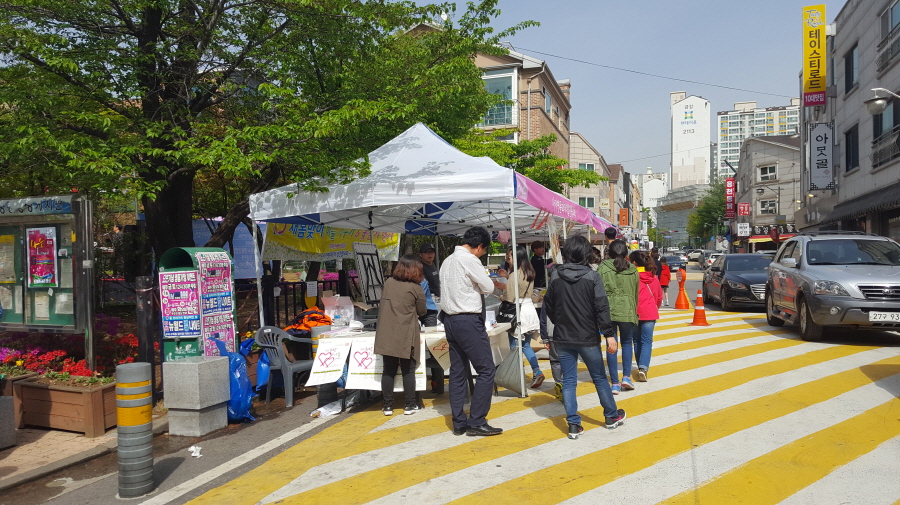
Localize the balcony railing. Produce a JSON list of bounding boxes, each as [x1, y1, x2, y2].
[[877, 25, 900, 72], [870, 124, 900, 168]]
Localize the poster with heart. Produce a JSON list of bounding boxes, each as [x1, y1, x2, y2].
[[425, 336, 451, 370], [305, 338, 352, 386], [345, 337, 426, 391]]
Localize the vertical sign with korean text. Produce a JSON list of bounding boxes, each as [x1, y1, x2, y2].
[[808, 123, 835, 190], [618, 208, 629, 226], [160, 271, 201, 339], [725, 178, 736, 219], [196, 251, 236, 355], [738, 202, 751, 216], [26, 227, 58, 288], [803, 5, 827, 107]]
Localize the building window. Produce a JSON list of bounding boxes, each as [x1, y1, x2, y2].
[[882, 1, 900, 40], [759, 199, 777, 215], [844, 44, 858, 93], [873, 99, 900, 168], [845, 124, 859, 172], [578, 163, 595, 171], [544, 87, 552, 114], [479, 71, 515, 126], [578, 197, 595, 208], [759, 165, 776, 181]]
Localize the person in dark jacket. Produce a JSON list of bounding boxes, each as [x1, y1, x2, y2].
[[544, 235, 626, 439], [530, 241, 549, 288]]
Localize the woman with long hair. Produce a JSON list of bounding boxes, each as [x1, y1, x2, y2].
[[597, 240, 639, 394], [544, 235, 625, 439], [498, 245, 543, 388], [375, 254, 428, 416], [629, 251, 663, 382]]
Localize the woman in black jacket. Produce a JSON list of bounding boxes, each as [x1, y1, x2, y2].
[[543, 235, 626, 439]]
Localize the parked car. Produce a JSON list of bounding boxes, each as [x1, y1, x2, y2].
[[704, 252, 723, 269], [664, 255, 687, 272], [702, 254, 773, 311], [687, 249, 705, 261], [766, 231, 900, 341]]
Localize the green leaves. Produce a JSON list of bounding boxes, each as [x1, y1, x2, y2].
[[686, 179, 724, 239]]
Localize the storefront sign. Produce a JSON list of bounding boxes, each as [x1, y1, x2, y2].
[[737, 222, 751, 237], [725, 178, 736, 219], [160, 271, 201, 338], [197, 251, 236, 355], [599, 198, 610, 210], [753, 223, 797, 235], [808, 122, 835, 190], [263, 224, 399, 262], [738, 202, 751, 216], [802, 5, 827, 106], [26, 227, 58, 288], [0, 196, 73, 216], [618, 208, 629, 226]]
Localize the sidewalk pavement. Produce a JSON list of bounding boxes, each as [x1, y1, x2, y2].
[[0, 413, 169, 492]]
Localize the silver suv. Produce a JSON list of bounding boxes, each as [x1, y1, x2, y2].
[[765, 231, 900, 341]]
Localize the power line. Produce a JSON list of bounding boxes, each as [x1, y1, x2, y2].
[[513, 46, 793, 99]]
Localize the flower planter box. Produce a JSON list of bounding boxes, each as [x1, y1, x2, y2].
[[245, 350, 262, 387], [13, 378, 117, 438], [0, 372, 38, 397]]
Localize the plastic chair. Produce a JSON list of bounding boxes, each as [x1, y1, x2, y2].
[[255, 326, 314, 408]]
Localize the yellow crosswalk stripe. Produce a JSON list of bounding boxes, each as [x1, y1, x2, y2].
[[665, 394, 900, 505], [442, 355, 900, 505]]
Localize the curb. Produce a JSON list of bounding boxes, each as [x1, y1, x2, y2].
[[0, 415, 168, 492]]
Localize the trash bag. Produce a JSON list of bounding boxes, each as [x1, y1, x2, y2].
[[254, 350, 283, 393], [239, 338, 255, 357], [213, 339, 256, 423]]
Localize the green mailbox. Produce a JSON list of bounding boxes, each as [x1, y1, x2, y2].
[[158, 247, 237, 361]]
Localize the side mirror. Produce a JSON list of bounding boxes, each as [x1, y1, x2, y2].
[[780, 258, 798, 268], [709, 266, 721, 272]]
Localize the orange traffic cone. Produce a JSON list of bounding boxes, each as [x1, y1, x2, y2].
[[688, 289, 710, 326], [675, 271, 692, 310]]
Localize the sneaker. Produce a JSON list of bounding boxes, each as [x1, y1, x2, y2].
[[567, 423, 584, 440], [382, 406, 393, 416], [621, 377, 635, 391], [554, 382, 563, 401], [530, 373, 545, 388], [611, 383, 621, 395], [403, 404, 421, 415], [605, 409, 626, 429], [636, 369, 648, 382]]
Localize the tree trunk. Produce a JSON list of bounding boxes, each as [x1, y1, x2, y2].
[[143, 172, 196, 255]]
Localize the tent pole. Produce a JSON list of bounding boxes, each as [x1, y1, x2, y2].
[[252, 220, 265, 328], [509, 197, 526, 398]]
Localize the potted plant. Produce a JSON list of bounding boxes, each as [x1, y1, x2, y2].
[[14, 371, 117, 438]]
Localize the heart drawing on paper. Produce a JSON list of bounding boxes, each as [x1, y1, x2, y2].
[[354, 351, 373, 369], [433, 342, 449, 352], [318, 351, 335, 368]]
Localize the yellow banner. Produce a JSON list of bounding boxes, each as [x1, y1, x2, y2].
[[802, 4, 827, 106], [263, 224, 400, 262]]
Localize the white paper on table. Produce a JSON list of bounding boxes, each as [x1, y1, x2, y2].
[[425, 336, 451, 370], [345, 337, 426, 391], [305, 339, 352, 386], [34, 292, 50, 320]]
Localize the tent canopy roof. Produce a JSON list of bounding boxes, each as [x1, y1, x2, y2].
[[249, 123, 614, 237]]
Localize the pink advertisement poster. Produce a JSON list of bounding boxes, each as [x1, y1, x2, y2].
[[26, 227, 58, 288], [196, 251, 235, 355], [159, 271, 201, 338]]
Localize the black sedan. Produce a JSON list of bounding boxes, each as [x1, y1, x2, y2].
[[702, 254, 773, 311], [664, 255, 687, 272]]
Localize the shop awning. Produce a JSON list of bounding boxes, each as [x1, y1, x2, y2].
[[822, 180, 900, 224], [747, 233, 796, 243]]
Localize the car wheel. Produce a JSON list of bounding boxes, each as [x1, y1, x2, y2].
[[702, 285, 711, 304], [720, 288, 732, 311], [798, 297, 824, 342], [766, 291, 784, 327]]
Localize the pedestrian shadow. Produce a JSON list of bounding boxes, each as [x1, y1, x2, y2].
[[153, 456, 184, 484], [859, 364, 900, 398]]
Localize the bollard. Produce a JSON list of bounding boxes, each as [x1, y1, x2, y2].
[[116, 362, 155, 498]]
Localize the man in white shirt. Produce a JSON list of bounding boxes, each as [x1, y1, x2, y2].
[[440, 226, 505, 436]]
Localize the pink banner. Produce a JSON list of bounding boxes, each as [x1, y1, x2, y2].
[[514, 173, 615, 231]]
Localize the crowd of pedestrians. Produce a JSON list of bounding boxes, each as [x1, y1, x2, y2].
[[374, 225, 666, 441]]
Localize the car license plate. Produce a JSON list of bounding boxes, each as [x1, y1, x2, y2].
[[869, 311, 900, 322]]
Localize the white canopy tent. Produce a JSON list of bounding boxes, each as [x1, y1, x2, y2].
[[248, 122, 616, 396]]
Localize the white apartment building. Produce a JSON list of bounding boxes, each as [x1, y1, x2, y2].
[[716, 100, 801, 178], [670, 92, 711, 189]]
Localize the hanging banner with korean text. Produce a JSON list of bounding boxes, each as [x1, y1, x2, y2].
[[802, 5, 827, 107], [737, 222, 751, 237], [725, 178, 736, 219], [808, 123, 835, 190], [26, 227, 58, 288], [263, 224, 400, 262]]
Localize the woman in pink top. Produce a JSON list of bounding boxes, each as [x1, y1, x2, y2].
[[629, 251, 663, 382]]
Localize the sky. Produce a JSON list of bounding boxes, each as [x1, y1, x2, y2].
[[440, 0, 843, 175]]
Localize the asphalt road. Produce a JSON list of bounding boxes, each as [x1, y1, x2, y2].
[[6, 261, 900, 505]]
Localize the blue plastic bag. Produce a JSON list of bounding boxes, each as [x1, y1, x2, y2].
[[214, 340, 256, 423], [254, 350, 284, 392], [239, 338, 255, 357]]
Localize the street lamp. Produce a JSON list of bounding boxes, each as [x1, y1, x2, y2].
[[864, 88, 900, 116]]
